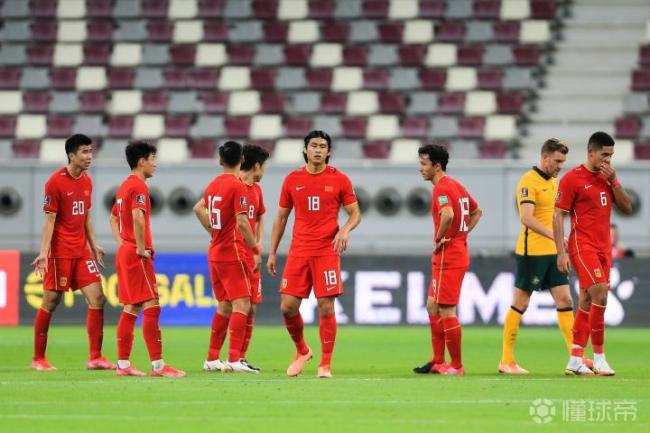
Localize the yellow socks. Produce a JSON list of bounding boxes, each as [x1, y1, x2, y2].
[[501, 306, 523, 364], [556, 308, 575, 354]]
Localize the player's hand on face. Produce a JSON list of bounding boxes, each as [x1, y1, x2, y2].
[[253, 254, 261, 273], [32, 254, 48, 278], [557, 253, 571, 275], [93, 245, 105, 268], [332, 229, 350, 253], [267, 253, 277, 276], [599, 162, 616, 182], [137, 249, 152, 260]]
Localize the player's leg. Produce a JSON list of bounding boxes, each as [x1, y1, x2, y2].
[[413, 295, 446, 374], [115, 303, 145, 376], [565, 289, 594, 375], [587, 281, 613, 376], [226, 295, 251, 365], [499, 288, 530, 374], [316, 296, 336, 378], [439, 304, 463, 375], [32, 288, 63, 370], [142, 297, 186, 378], [204, 300, 231, 371], [240, 303, 259, 370], [79, 280, 115, 370], [549, 284, 574, 354]]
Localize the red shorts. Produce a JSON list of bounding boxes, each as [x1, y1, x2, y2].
[[245, 256, 263, 304], [116, 245, 158, 305], [43, 253, 101, 291], [570, 250, 611, 290], [209, 260, 252, 302], [428, 265, 468, 306], [280, 255, 343, 299]]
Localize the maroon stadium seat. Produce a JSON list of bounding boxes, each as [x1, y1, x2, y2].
[[438, 92, 466, 114], [420, 69, 447, 89], [341, 117, 367, 138], [200, 92, 229, 113], [79, 91, 107, 113], [23, 91, 51, 113], [458, 45, 485, 66], [363, 141, 390, 158], [87, 0, 114, 18], [190, 138, 217, 158], [263, 22, 289, 42], [260, 92, 286, 113], [251, 69, 277, 89], [87, 19, 115, 42], [0, 68, 21, 89], [31, 20, 58, 41], [31, 0, 57, 18], [83, 43, 112, 65], [478, 68, 504, 89], [198, 0, 226, 18], [493, 21, 520, 43], [225, 117, 251, 137], [148, 20, 174, 42], [458, 117, 485, 138], [285, 117, 312, 137], [496, 92, 523, 114], [378, 22, 404, 43], [321, 93, 347, 113], [227, 44, 256, 65], [284, 45, 312, 66], [253, 0, 278, 18], [309, 0, 336, 18], [0, 117, 17, 138], [437, 22, 466, 43], [419, 0, 447, 18], [632, 70, 650, 90], [27, 44, 54, 65], [50, 68, 77, 89], [142, 91, 170, 113], [378, 92, 405, 113], [399, 45, 425, 66], [343, 46, 369, 66], [203, 21, 229, 41], [47, 115, 75, 137], [169, 44, 197, 65], [530, 0, 557, 19], [474, 0, 501, 19], [401, 117, 429, 138], [13, 140, 41, 157], [513, 45, 541, 66], [107, 116, 134, 137], [306, 68, 333, 89], [363, 0, 389, 18], [479, 141, 507, 158], [639, 45, 650, 67], [165, 116, 193, 137], [108, 67, 135, 88], [141, 0, 169, 18], [188, 68, 219, 89], [321, 21, 349, 42], [163, 68, 189, 88], [614, 116, 641, 138], [634, 142, 650, 159], [363, 68, 390, 89]]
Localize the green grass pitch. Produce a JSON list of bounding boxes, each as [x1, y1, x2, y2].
[[0, 326, 648, 433]]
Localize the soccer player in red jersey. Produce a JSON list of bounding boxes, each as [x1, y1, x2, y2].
[[193, 141, 261, 373], [413, 144, 482, 376], [31, 134, 115, 371], [553, 132, 633, 376], [110, 141, 185, 377], [267, 130, 361, 378]]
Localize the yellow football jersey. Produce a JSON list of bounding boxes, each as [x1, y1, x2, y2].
[[515, 167, 558, 256]]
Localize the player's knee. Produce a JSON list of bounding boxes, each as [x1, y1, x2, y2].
[[512, 299, 529, 312], [280, 302, 299, 317], [41, 293, 61, 312], [318, 304, 335, 317], [218, 301, 233, 317], [89, 292, 106, 308], [425, 300, 438, 316], [555, 296, 572, 310]]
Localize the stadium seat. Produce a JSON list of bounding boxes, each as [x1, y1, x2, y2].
[[142, 0, 170, 18], [79, 91, 107, 113], [389, 138, 420, 162], [347, 91, 378, 114], [47, 115, 75, 137], [157, 138, 189, 162], [311, 44, 342, 67], [285, 44, 313, 65], [83, 44, 113, 65], [493, 21, 520, 42], [228, 91, 260, 115], [261, 92, 286, 113], [16, 114, 47, 138], [520, 20, 551, 44], [367, 115, 399, 139], [635, 141, 650, 159], [378, 92, 405, 113], [333, 139, 364, 159], [250, 115, 283, 139], [389, 68, 419, 89], [169, 0, 198, 19], [224, 116, 251, 137], [485, 114, 516, 140], [401, 116, 429, 138], [272, 139, 304, 163], [13, 139, 41, 157], [58, 20, 87, 42], [218, 67, 251, 90], [615, 116, 642, 139], [31, 20, 58, 41], [436, 22, 466, 43], [458, 116, 485, 138], [107, 116, 134, 137], [513, 45, 541, 66], [321, 21, 349, 42], [87, 19, 115, 42], [174, 20, 204, 43], [458, 46, 485, 66], [191, 115, 224, 137], [408, 91, 438, 113], [438, 92, 466, 114], [479, 141, 508, 159], [363, 0, 389, 19], [478, 68, 504, 89], [0, 117, 18, 137], [425, 44, 457, 67], [496, 92, 523, 114], [163, 68, 189, 89], [115, 20, 147, 41], [284, 116, 312, 137], [133, 114, 164, 138], [203, 21, 229, 41], [263, 22, 289, 42], [343, 45, 369, 66], [419, 0, 446, 18], [148, 20, 174, 41], [362, 140, 390, 158], [200, 92, 229, 113], [253, 0, 278, 18], [27, 45, 53, 65], [198, 0, 225, 17], [399, 45, 425, 66], [305, 69, 332, 89], [190, 138, 217, 158], [632, 70, 650, 91], [332, 67, 363, 91], [0, 91, 23, 114], [109, 90, 142, 114], [363, 69, 390, 90], [530, 0, 556, 19], [501, 0, 530, 20], [111, 43, 142, 66], [388, 0, 418, 19], [50, 69, 77, 90], [465, 91, 496, 115], [50, 92, 79, 113], [321, 93, 347, 113], [0, 68, 21, 89], [341, 117, 367, 138], [419, 68, 447, 89], [289, 21, 320, 43], [403, 20, 433, 43], [169, 44, 197, 65], [195, 43, 227, 66], [164, 116, 193, 136], [377, 22, 403, 43], [474, 0, 500, 19], [87, 0, 113, 18], [446, 67, 477, 90], [23, 91, 51, 113]]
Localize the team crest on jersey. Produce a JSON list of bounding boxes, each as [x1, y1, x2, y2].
[[555, 192, 562, 202], [136, 194, 146, 205], [240, 196, 247, 207], [531, 276, 540, 286], [437, 195, 449, 205], [84, 190, 90, 196], [281, 278, 288, 289], [521, 187, 528, 198], [59, 277, 67, 287], [44, 195, 51, 206], [594, 268, 602, 278], [324, 185, 333, 192]]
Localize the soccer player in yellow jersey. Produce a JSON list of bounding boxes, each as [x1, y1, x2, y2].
[[499, 139, 576, 374]]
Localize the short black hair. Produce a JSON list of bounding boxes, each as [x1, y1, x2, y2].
[[588, 131, 615, 151], [418, 144, 449, 171], [219, 140, 243, 167], [125, 141, 157, 169], [65, 134, 92, 163], [303, 130, 331, 163], [241, 143, 270, 171]]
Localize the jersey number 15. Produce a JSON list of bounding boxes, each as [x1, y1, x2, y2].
[[208, 195, 222, 229]]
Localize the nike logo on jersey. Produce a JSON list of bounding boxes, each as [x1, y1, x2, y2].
[[67, 192, 74, 196], [296, 186, 305, 191], [584, 185, 592, 189], [326, 286, 337, 291]]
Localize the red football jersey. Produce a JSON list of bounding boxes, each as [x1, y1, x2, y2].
[[556, 164, 614, 254], [204, 173, 250, 262], [279, 166, 357, 257], [432, 175, 478, 269], [43, 167, 93, 258], [111, 174, 153, 250], [243, 182, 265, 257]]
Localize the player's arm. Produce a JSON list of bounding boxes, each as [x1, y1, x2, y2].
[[435, 206, 454, 252], [520, 203, 553, 240], [467, 206, 482, 233], [132, 208, 151, 259], [553, 208, 570, 274], [32, 212, 56, 276], [236, 212, 259, 252], [85, 214, 105, 268], [192, 198, 211, 234], [267, 206, 292, 276], [332, 202, 361, 253], [600, 165, 633, 214], [109, 214, 122, 247], [253, 214, 264, 272]]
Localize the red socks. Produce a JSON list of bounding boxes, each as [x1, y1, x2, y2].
[[319, 313, 337, 367], [429, 314, 445, 364], [284, 312, 309, 355], [571, 307, 590, 357], [142, 306, 162, 362], [33, 308, 52, 360], [116, 311, 137, 361], [590, 303, 606, 354], [240, 314, 256, 359], [442, 316, 462, 369], [228, 311, 248, 362], [207, 312, 230, 361], [86, 307, 104, 359]]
